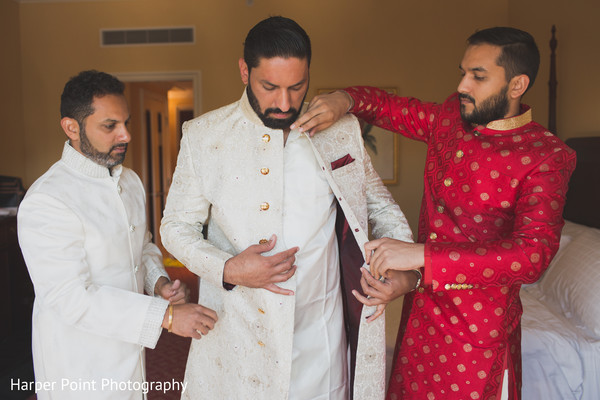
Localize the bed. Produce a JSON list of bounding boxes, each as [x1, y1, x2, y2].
[[520, 217, 600, 399], [519, 26, 600, 399]]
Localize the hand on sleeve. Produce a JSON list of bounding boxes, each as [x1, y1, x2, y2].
[[365, 238, 425, 278], [352, 268, 417, 322]]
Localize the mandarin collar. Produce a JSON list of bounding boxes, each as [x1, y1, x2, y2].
[[61, 141, 122, 179], [469, 105, 533, 136]]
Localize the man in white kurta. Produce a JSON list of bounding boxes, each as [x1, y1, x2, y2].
[[161, 15, 417, 400], [18, 143, 170, 400], [17, 70, 217, 400]]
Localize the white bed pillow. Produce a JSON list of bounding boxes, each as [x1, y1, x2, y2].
[[537, 221, 600, 338]]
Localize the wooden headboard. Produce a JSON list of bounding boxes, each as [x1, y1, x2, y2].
[[563, 137, 600, 230]]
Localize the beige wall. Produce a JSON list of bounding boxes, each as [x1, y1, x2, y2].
[[508, 0, 600, 139], [0, 0, 25, 179]]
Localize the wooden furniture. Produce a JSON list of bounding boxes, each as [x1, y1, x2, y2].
[[548, 25, 558, 134], [0, 215, 35, 400], [563, 137, 600, 229], [0, 216, 34, 338]]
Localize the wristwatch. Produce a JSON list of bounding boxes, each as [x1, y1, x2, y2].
[[410, 269, 422, 292]]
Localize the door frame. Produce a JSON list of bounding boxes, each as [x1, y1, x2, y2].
[[113, 70, 202, 116], [113, 70, 201, 182]]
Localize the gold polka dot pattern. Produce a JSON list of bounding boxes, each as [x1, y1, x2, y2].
[[347, 87, 576, 399]]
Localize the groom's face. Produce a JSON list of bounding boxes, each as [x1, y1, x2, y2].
[[240, 56, 309, 129]]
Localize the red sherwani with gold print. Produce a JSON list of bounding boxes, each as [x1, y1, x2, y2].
[[346, 87, 576, 400]]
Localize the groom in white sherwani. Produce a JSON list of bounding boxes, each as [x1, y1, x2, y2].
[[161, 16, 419, 400]]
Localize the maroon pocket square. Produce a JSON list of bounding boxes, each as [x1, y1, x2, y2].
[[331, 154, 355, 170]]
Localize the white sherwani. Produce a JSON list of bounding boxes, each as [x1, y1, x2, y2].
[[160, 90, 413, 400], [17, 143, 169, 400]]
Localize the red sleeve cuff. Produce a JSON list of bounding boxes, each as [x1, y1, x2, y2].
[[423, 242, 432, 286]]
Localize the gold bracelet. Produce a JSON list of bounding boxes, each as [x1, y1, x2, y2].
[[410, 269, 422, 292], [167, 304, 174, 333]]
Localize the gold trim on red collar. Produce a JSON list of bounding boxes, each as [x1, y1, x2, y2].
[[485, 109, 532, 131]]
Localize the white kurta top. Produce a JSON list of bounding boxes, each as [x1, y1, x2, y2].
[[160, 89, 414, 400], [17, 143, 169, 400], [284, 131, 348, 400]]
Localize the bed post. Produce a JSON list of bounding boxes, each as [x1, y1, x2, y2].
[[548, 25, 558, 135]]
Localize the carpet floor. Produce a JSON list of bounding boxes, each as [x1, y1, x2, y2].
[[146, 266, 198, 400]]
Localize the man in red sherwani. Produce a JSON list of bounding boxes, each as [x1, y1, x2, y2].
[[292, 27, 576, 399]]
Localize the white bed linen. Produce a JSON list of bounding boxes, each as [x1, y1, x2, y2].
[[521, 285, 600, 400]]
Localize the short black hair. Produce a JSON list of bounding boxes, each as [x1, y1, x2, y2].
[[468, 27, 540, 93], [243, 16, 311, 71], [60, 70, 125, 124]]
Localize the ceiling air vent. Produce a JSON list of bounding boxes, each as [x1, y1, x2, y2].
[[101, 27, 194, 46]]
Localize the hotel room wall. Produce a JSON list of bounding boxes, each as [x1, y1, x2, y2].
[[508, 0, 600, 140], [0, 1, 25, 180]]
